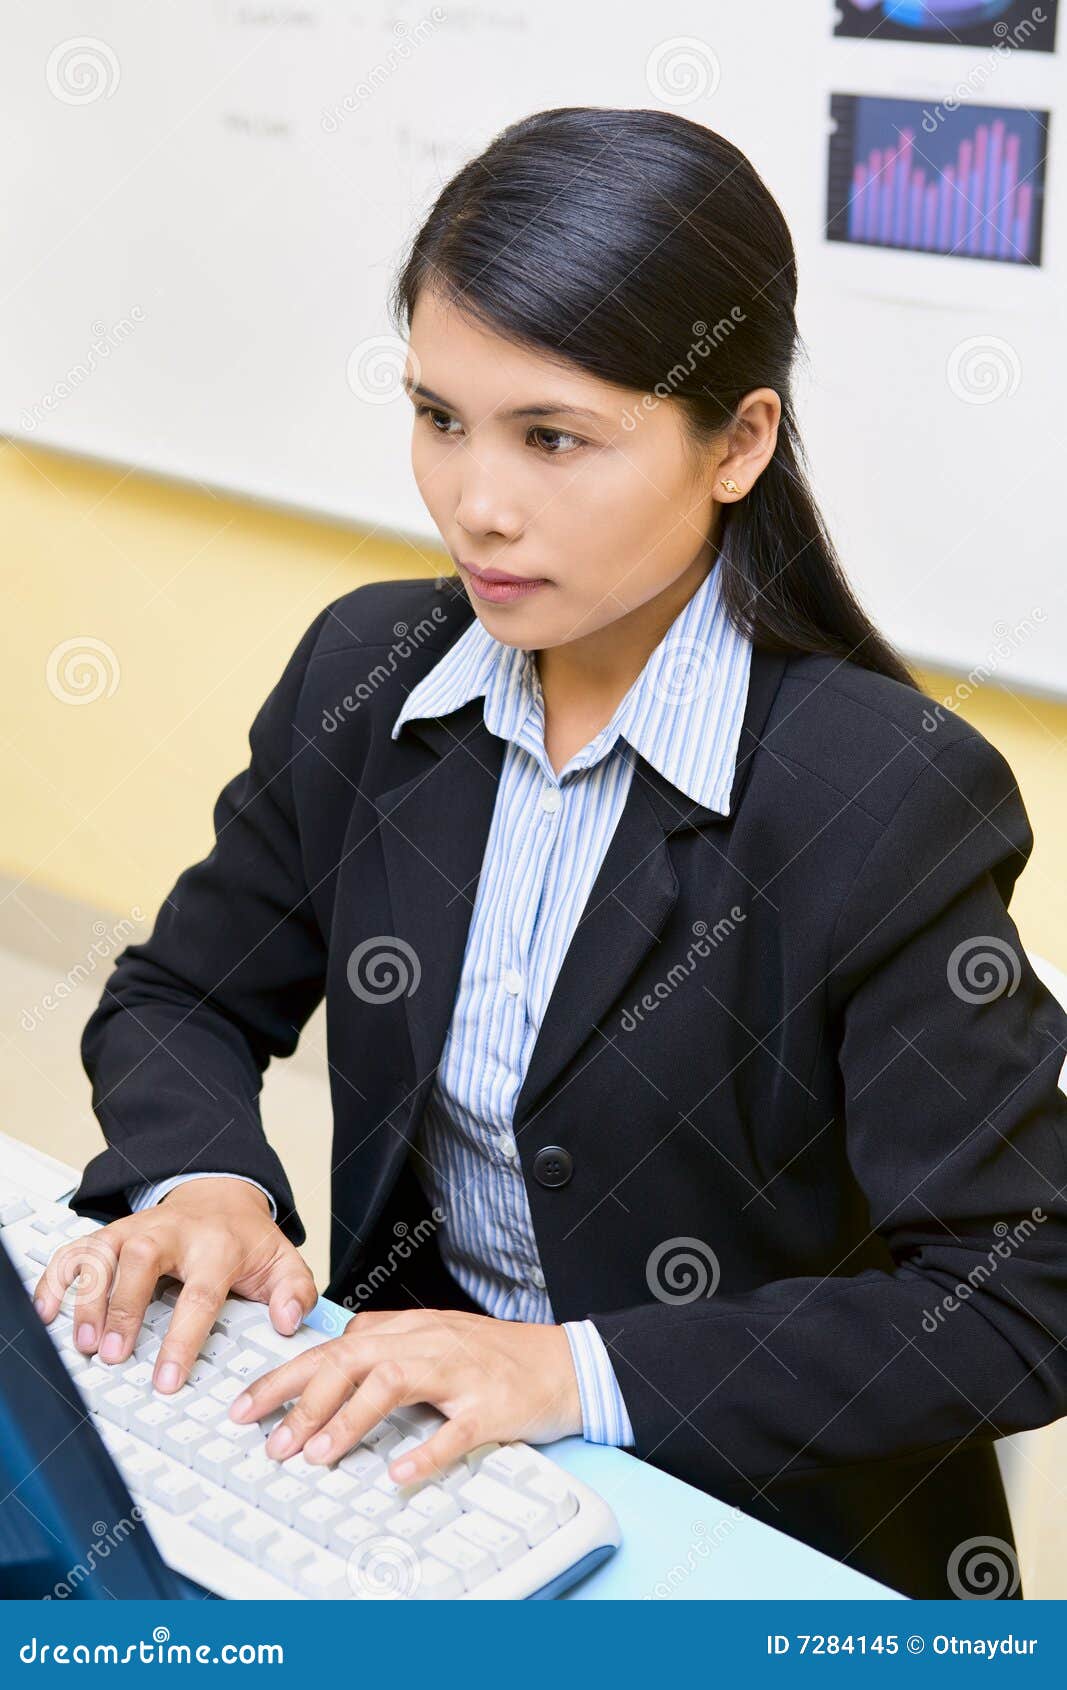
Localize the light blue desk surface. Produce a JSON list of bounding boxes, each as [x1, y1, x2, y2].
[[305, 1296, 903, 1602]]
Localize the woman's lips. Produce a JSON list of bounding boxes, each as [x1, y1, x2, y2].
[[458, 561, 550, 604]]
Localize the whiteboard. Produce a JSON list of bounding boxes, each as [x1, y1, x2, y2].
[[3, 1, 1064, 694]]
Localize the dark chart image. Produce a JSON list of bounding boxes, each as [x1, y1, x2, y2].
[[826, 94, 1050, 264], [834, 0, 1059, 51]]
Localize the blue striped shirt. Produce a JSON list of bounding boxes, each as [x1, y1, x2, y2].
[[129, 559, 753, 1449]]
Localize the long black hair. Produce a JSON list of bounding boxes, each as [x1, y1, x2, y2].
[[389, 106, 918, 690]]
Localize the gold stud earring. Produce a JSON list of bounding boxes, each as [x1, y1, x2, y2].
[[720, 478, 741, 494]]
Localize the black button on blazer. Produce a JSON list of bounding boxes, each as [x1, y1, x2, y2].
[[71, 575, 1067, 1600]]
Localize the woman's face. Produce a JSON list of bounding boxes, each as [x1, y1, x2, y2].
[[405, 290, 729, 651]]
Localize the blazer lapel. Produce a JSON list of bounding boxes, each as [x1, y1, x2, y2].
[[370, 643, 788, 1138]]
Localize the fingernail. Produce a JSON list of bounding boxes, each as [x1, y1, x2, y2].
[[392, 1459, 416, 1481], [304, 1432, 331, 1461], [283, 1299, 302, 1332], [100, 1332, 124, 1362], [155, 1361, 180, 1392], [268, 1425, 294, 1456], [33, 1296, 47, 1318], [76, 1323, 95, 1350], [230, 1392, 252, 1419]]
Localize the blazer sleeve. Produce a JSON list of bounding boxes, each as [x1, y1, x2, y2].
[[67, 604, 335, 1247], [586, 729, 1067, 1495]]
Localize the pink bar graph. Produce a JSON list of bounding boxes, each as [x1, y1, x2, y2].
[[847, 115, 1035, 261]]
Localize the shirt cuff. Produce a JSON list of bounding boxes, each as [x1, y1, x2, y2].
[[562, 1318, 636, 1448], [126, 1171, 278, 1220]]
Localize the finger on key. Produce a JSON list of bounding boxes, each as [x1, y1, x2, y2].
[[35, 1234, 120, 1352], [97, 1235, 166, 1364], [153, 1271, 229, 1393]]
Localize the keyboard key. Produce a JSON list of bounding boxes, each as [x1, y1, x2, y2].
[[298, 1554, 356, 1599], [277, 1451, 322, 1483], [76, 1369, 117, 1410], [524, 1468, 579, 1525], [337, 1446, 385, 1487], [99, 1383, 145, 1429], [192, 1436, 238, 1486], [263, 1528, 315, 1585], [247, 1322, 310, 1362], [96, 1423, 136, 1464], [151, 1467, 205, 1514], [480, 1446, 538, 1487], [307, 1462, 354, 1497], [162, 1420, 211, 1460], [142, 1299, 173, 1331], [209, 1375, 248, 1406], [330, 1515, 378, 1556], [225, 1347, 271, 1382], [208, 1415, 261, 1449], [186, 1395, 226, 1427], [131, 1401, 179, 1446], [122, 1361, 155, 1392], [454, 1509, 526, 1569], [225, 1511, 279, 1562], [29, 1204, 73, 1234], [184, 1358, 219, 1389], [261, 1476, 310, 1526], [372, 1435, 425, 1498], [191, 1495, 245, 1543], [463, 1441, 502, 1473], [212, 1303, 261, 1339], [350, 1488, 396, 1525], [387, 1403, 446, 1438], [229, 1448, 276, 1501], [408, 1485, 460, 1530], [119, 1445, 165, 1492], [293, 1495, 346, 1547], [411, 1555, 464, 1599], [456, 1474, 555, 1547], [421, 1524, 495, 1592], [200, 1332, 237, 1366], [386, 1507, 435, 1548]]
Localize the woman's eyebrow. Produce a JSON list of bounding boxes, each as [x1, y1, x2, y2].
[[403, 378, 604, 422]]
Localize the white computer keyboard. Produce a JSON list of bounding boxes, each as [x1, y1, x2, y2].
[[0, 1175, 620, 1600]]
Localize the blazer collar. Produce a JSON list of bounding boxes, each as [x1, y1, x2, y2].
[[370, 580, 787, 1135]]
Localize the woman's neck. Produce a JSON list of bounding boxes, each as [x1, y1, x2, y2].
[[535, 544, 717, 735]]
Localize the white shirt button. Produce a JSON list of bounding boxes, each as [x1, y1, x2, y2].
[[496, 1134, 517, 1161], [529, 1267, 546, 1291], [540, 786, 561, 814], [502, 968, 523, 995]]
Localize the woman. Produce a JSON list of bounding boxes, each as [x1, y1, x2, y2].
[[46, 108, 1067, 1600]]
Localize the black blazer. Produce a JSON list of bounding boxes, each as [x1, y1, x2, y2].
[[72, 575, 1067, 1601]]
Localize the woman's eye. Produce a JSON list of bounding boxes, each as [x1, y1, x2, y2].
[[529, 426, 584, 456], [414, 404, 460, 436], [413, 405, 584, 456]]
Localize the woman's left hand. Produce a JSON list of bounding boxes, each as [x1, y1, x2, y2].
[[228, 1307, 583, 1485]]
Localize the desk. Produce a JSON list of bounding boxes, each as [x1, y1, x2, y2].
[[4, 1131, 902, 1601]]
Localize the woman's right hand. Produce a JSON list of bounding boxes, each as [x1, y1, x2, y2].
[[30, 1177, 319, 1394]]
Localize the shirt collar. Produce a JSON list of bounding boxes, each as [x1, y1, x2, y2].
[[389, 561, 752, 815]]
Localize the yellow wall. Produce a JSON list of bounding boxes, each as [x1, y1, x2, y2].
[[4, 440, 1066, 971]]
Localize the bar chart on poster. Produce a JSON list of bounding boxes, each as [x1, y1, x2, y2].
[[1, 1, 1064, 693]]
